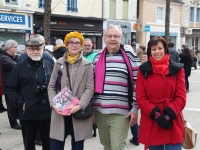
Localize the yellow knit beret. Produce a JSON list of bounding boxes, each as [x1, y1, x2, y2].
[[64, 31, 84, 47]]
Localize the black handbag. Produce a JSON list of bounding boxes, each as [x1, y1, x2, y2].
[[66, 63, 92, 119], [73, 103, 92, 119]]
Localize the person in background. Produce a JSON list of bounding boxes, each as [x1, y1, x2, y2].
[[83, 38, 96, 63], [141, 51, 148, 64], [92, 25, 140, 150], [0, 48, 7, 113], [5, 38, 53, 150], [168, 42, 179, 62], [18, 34, 54, 65], [136, 36, 186, 150], [0, 39, 21, 130], [191, 53, 197, 70], [48, 31, 94, 150], [180, 47, 193, 93], [53, 39, 67, 60], [136, 44, 146, 62]]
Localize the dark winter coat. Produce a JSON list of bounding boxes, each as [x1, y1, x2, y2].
[[18, 51, 55, 65], [136, 60, 186, 149], [53, 44, 67, 60], [0, 51, 18, 93], [5, 57, 53, 120], [180, 54, 192, 77], [169, 47, 179, 62]]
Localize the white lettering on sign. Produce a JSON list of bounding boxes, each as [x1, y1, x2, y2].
[[0, 15, 23, 23], [84, 24, 94, 27]]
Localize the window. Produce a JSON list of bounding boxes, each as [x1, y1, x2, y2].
[[190, 7, 195, 22], [5, 0, 18, 5], [38, 0, 45, 8], [66, 0, 78, 12], [157, 7, 164, 22], [197, 8, 200, 22]]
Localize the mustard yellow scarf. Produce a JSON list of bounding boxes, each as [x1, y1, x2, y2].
[[66, 52, 80, 64]]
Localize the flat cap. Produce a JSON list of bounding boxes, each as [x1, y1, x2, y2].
[[25, 38, 44, 47], [182, 43, 188, 48]]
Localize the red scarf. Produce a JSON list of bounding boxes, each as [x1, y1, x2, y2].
[[149, 54, 169, 74]]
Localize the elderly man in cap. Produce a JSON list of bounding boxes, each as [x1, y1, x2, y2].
[[5, 38, 53, 150]]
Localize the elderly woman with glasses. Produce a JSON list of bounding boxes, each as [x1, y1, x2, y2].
[[48, 31, 94, 150]]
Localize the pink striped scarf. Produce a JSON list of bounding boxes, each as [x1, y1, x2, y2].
[[94, 47, 133, 93]]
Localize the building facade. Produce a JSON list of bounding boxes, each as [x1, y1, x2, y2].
[[183, 0, 200, 53], [137, 0, 183, 50], [0, 1, 34, 45], [0, 0, 103, 48], [103, 0, 137, 49]]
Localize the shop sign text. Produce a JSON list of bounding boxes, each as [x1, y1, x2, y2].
[[0, 13, 25, 24]]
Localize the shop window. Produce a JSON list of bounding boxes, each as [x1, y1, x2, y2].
[[190, 7, 195, 22], [38, 0, 45, 8], [5, 0, 18, 5], [66, 0, 78, 12], [156, 7, 164, 22]]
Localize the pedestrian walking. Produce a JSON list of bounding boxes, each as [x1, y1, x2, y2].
[[180, 47, 193, 93], [136, 36, 186, 150], [0, 39, 21, 130]]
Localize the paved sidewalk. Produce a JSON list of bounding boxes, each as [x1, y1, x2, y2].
[[0, 67, 200, 150]]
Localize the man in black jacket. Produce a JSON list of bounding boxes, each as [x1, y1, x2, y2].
[[0, 39, 21, 129], [5, 38, 53, 150]]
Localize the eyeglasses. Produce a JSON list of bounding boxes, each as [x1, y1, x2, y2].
[[68, 42, 81, 46], [105, 35, 122, 39], [84, 45, 92, 47], [26, 47, 42, 52]]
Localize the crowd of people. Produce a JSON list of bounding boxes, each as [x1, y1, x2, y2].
[[0, 25, 196, 150]]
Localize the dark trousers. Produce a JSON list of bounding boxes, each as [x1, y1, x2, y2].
[[130, 123, 139, 142], [50, 116, 84, 150], [5, 94, 18, 126], [185, 76, 189, 90], [20, 120, 50, 150]]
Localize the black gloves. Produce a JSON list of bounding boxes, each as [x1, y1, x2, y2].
[[155, 114, 172, 129], [150, 106, 160, 120], [150, 106, 174, 129], [164, 107, 176, 120]]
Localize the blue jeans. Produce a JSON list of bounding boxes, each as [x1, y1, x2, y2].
[[149, 143, 182, 150], [130, 123, 139, 142], [50, 116, 84, 150]]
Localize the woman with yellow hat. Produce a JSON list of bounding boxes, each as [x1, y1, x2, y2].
[[48, 31, 94, 150]]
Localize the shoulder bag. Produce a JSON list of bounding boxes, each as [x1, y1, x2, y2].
[[180, 112, 197, 149]]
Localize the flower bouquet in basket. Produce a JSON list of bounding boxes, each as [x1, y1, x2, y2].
[[52, 86, 79, 115]]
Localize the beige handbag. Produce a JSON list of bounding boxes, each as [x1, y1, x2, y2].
[[180, 113, 197, 149]]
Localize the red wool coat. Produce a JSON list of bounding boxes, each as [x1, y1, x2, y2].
[[136, 62, 186, 149]]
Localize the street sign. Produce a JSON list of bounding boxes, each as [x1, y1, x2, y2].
[[144, 25, 150, 32]]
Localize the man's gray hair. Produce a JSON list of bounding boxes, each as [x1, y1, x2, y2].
[[55, 39, 63, 45], [103, 25, 123, 36], [4, 39, 18, 51], [84, 38, 92, 43], [32, 34, 45, 43]]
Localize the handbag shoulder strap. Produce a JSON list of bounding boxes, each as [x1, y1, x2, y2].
[[66, 63, 72, 91], [179, 112, 186, 125]]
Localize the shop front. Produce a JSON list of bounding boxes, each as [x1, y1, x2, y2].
[[34, 13, 103, 49], [107, 21, 132, 46], [0, 11, 33, 45], [185, 28, 200, 54]]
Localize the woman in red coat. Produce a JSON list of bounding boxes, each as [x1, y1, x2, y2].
[[136, 36, 186, 150]]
